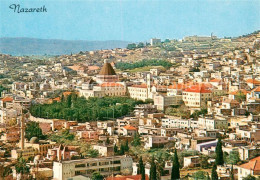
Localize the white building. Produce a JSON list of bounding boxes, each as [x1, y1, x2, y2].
[[53, 156, 133, 180]]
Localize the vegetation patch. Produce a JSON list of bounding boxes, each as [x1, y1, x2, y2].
[[30, 95, 144, 122]]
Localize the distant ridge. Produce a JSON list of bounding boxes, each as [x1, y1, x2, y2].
[[0, 37, 131, 56]]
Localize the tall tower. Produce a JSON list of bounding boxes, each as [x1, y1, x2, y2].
[[20, 113, 25, 150], [147, 73, 151, 98]]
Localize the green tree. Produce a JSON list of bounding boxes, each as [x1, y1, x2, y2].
[[211, 163, 218, 180], [91, 171, 104, 180], [25, 121, 46, 141], [171, 149, 180, 180], [15, 158, 30, 176], [137, 42, 145, 48], [87, 149, 99, 158], [150, 156, 157, 180], [235, 90, 246, 103], [106, 137, 110, 144], [192, 171, 206, 180], [61, 94, 65, 102], [127, 43, 137, 50], [139, 156, 146, 180], [200, 155, 210, 168], [114, 144, 118, 154], [226, 151, 240, 165], [230, 164, 234, 180], [215, 137, 224, 165], [125, 140, 129, 152], [206, 172, 210, 180], [67, 94, 72, 108], [0, 85, 7, 97], [132, 133, 141, 147], [164, 39, 171, 43], [119, 144, 125, 155]]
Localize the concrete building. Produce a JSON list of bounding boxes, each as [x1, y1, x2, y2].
[[183, 156, 200, 168], [144, 136, 168, 149], [53, 156, 133, 180], [150, 38, 161, 46], [182, 84, 212, 108]]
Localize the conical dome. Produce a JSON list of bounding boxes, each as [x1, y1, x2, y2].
[[98, 60, 116, 76]]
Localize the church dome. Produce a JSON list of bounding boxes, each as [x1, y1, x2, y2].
[[98, 60, 116, 76]]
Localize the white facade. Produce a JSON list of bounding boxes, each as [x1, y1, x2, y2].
[[53, 156, 133, 180]]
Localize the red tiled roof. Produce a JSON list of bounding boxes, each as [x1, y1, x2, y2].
[[210, 79, 222, 82], [229, 89, 248, 95], [1, 96, 13, 102], [251, 86, 260, 92], [168, 83, 186, 90], [53, 97, 61, 102], [183, 83, 212, 93], [106, 174, 149, 180], [130, 84, 148, 88], [100, 82, 124, 87], [246, 79, 260, 84], [88, 66, 100, 71], [123, 125, 137, 131], [240, 156, 260, 171], [63, 92, 73, 96]]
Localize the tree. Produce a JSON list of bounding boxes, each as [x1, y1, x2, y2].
[[164, 39, 171, 43], [125, 140, 129, 152], [15, 158, 30, 176], [139, 156, 145, 180], [106, 137, 110, 144], [200, 155, 210, 168], [150, 156, 157, 180], [226, 151, 240, 165], [119, 144, 125, 155], [127, 43, 137, 50], [243, 175, 256, 180], [137, 42, 145, 48], [0, 164, 12, 179], [25, 121, 46, 141], [235, 90, 246, 103], [114, 144, 118, 154], [211, 163, 218, 180], [61, 94, 65, 102], [87, 149, 99, 158], [132, 133, 141, 147], [206, 172, 210, 180], [215, 137, 224, 165], [192, 171, 206, 180], [67, 94, 72, 108], [91, 171, 104, 180], [171, 149, 180, 180], [230, 164, 234, 180], [0, 85, 7, 97]]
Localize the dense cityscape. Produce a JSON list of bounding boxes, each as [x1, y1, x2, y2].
[[0, 30, 259, 180]]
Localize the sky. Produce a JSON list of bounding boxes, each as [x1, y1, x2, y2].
[[0, 0, 260, 42]]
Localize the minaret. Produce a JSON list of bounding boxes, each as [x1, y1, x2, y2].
[[147, 73, 151, 98], [20, 113, 25, 150]]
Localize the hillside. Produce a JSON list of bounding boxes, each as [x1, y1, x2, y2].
[[0, 37, 130, 56]]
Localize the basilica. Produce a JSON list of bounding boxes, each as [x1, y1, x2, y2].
[[79, 60, 126, 99]]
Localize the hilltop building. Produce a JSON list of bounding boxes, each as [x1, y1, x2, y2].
[[79, 60, 126, 99]]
